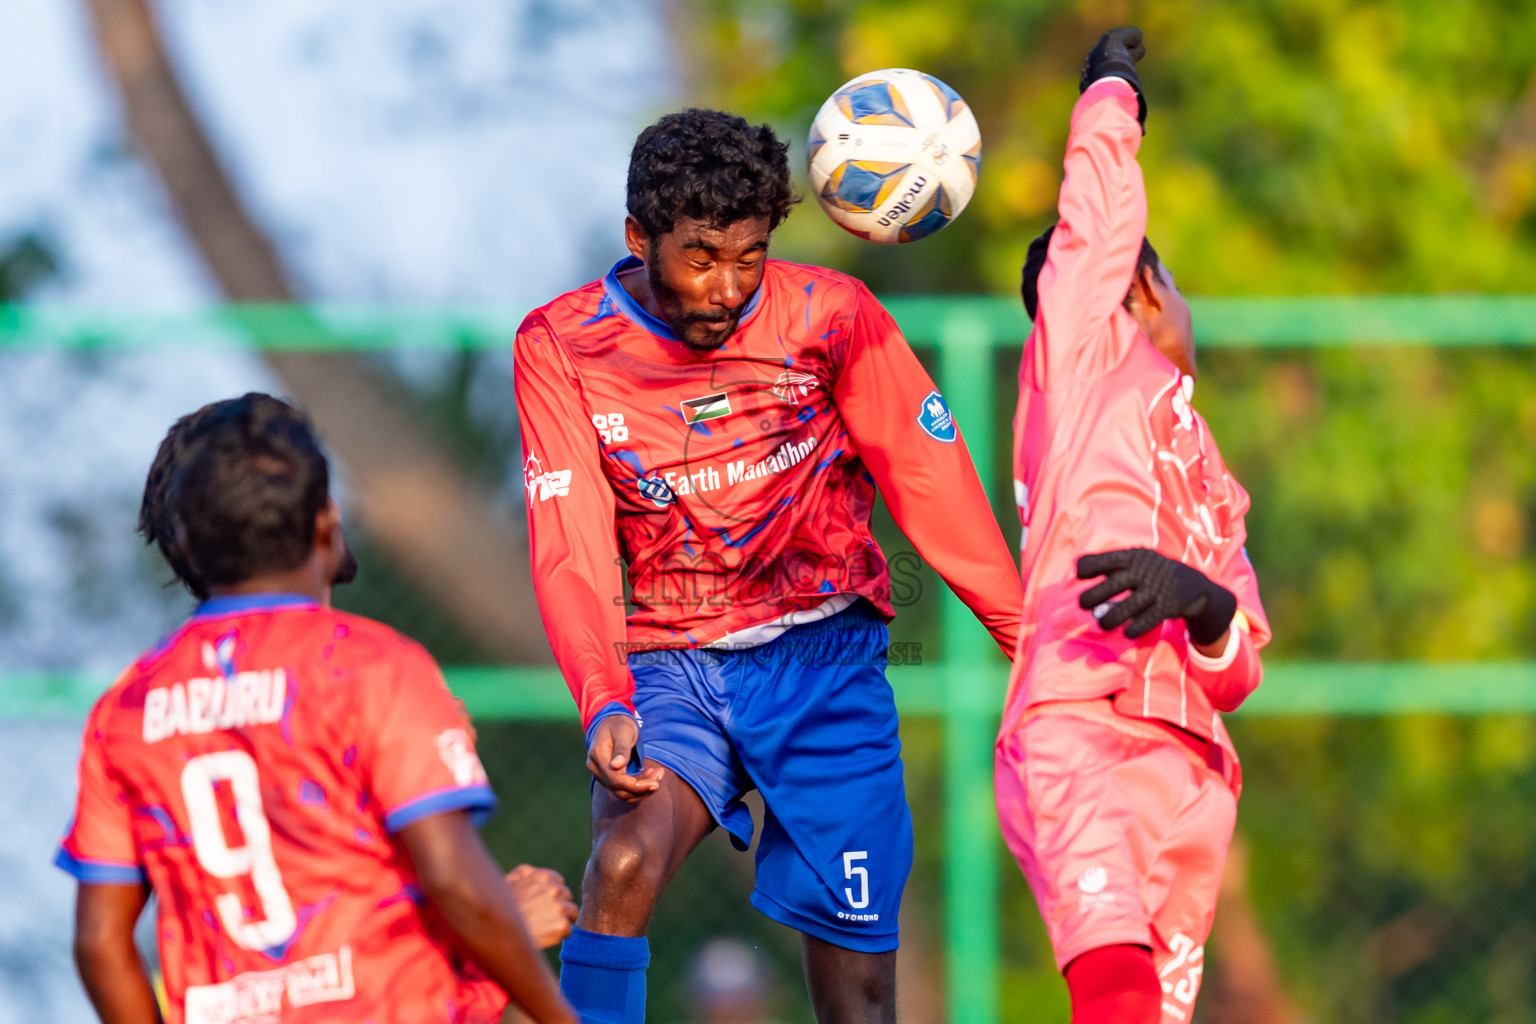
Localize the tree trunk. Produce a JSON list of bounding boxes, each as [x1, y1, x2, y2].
[[1201, 835, 1306, 1024], [81, 0, 551, 663]]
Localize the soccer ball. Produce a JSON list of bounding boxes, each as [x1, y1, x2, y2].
[[808, 68, 981, 244]]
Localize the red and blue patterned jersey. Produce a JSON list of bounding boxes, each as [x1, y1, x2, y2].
[[56, 594, 506, 1024], [514, 257, 1023, 728]]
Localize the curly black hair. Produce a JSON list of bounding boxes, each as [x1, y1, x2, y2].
[[627, 108, 798, 239], [1021, 223, 1160, 322], [141, 393, 332, 594], [140, 402, 218, 599]]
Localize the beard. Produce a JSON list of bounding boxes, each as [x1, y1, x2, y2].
[[648, 262, 746, 352], [332, 531, 360, 585]]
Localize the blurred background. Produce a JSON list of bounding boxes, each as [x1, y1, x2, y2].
[[5, 1, 1536, 1022]]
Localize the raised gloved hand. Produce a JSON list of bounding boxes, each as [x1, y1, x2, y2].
[[1077, 547, 1236, 645], [1080, 27, 1147, 128]]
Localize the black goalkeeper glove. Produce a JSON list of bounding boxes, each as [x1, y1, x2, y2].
[[1077, 547, 1236, 645], [1079, 27, 1147, 129]]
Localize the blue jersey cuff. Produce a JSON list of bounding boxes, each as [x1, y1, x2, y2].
[[383, 784, 498, 833], [54, 848, 146, 885], [584, 702, 638, 745], [585, 703, 644, 775]]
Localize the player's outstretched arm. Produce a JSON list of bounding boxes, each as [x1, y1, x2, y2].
[[400, 811, 577, 1024], [73, 882, 162, 1024], [1025, 28, 1150, 389]]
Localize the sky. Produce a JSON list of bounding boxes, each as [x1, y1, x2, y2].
[[0, 2, 671, 1017], [0, 0, 672, 675]]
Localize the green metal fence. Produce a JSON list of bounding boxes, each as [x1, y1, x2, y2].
[[7, 293, 1536, 1023]]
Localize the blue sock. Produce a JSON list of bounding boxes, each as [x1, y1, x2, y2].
[[559, 927, 649, 1024]]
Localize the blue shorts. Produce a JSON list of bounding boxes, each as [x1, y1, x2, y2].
[[628, 601, 913, 953]]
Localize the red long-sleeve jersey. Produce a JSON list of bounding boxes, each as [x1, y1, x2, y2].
[[1008, 78, 1271, 788], [515, 257, 1023, 729]]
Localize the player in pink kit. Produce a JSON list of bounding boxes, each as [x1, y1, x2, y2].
[[998, 30, 1271, 1024], [56, 394, 577, 1024]]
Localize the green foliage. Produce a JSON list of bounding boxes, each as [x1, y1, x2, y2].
[[1230, 714, 1536, 1023], [689, 0, 1536, 297], [1203, 342, 1536, 1021], [680, 3, 1536, 1021], [1202, 347, 1536, 662]]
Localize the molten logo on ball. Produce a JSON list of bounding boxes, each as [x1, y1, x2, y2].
[[808, 68, 981, 244]]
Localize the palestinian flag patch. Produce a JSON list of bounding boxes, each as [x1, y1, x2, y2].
[[683, 392, 732, 424]]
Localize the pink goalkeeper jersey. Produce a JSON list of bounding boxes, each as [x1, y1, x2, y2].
[[1006, 78, 1271, 785], [515, 258, 1023, 729]]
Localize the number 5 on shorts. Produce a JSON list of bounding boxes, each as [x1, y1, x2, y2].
[[843, 850, 870, 909]]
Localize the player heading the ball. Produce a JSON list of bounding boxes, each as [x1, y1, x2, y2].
[[1000, 29, 1272, 1024], [514, 108, 1024, 1024], [56, 394, 578, 1024]]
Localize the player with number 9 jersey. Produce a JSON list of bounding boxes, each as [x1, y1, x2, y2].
[[55, 394, 572, 1024], [59, 598, 499, 1023]]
